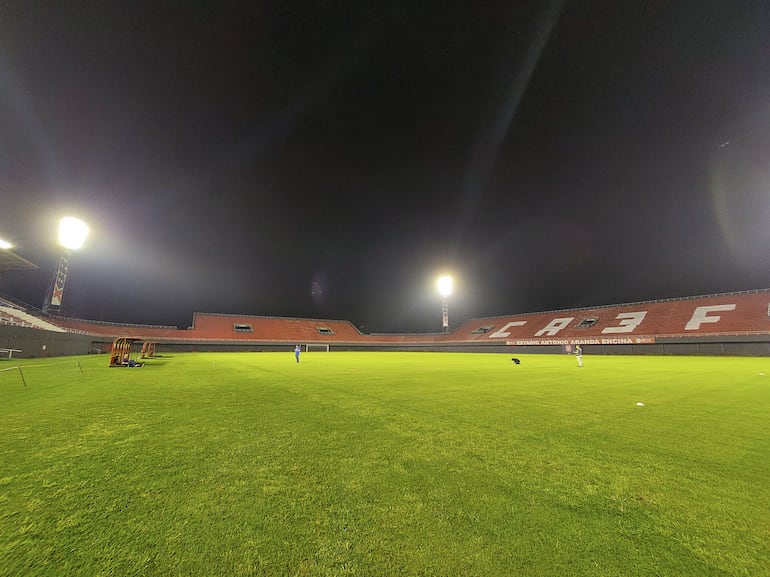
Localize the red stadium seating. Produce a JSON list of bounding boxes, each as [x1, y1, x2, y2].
[[189, 314, 363, 342], [448, 291, 770, 344], [37, 289, 770, 347]]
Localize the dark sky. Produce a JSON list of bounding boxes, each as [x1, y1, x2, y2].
[[1, 1, 769, 331]]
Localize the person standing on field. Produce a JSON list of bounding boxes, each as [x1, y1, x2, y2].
[[575, 344, 583, 367], [294, 345, 301, 363]]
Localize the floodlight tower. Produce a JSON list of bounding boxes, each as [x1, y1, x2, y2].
[[42, 216, 89, 315], [0, 238, 13, 288], [437, 275, 453, 333]]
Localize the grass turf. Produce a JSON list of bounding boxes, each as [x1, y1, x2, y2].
[[1, 352, 768, 576]]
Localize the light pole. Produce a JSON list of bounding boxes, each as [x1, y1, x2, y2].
[[43, 216, 89, 315], [437, 275, 453, 333]]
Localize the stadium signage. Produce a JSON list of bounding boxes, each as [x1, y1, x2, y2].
[[507, 337, 657, 346]]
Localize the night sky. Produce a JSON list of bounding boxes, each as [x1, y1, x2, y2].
[[1, 1, 769, 332]]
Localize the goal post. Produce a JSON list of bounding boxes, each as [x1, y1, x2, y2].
[[305, 344, 330, 352]]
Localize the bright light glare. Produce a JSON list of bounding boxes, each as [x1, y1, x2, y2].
[[0, 238, 13, 250], [58, 217, 89, 250], [437, 275, 453, 297]]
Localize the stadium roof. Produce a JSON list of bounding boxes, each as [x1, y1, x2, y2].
[[0, 250, 39, 271]]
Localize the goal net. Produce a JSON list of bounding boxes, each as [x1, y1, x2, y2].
[[305, 344, 330, 352]]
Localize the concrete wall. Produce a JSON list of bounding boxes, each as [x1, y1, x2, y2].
[[0, 325, 95, 358]]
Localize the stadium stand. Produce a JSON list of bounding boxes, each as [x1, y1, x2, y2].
[[5, 289, 770, 357], [189, 313, 364, 342], [37, 289, 770, 344], [0, 304, 67, 332], [457, 290, 770, 344], [0, 295, 29, 310], [50, 317, 181, 339]]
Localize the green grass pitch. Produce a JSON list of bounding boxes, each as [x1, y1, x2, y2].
[[1, 352, 769, 576]]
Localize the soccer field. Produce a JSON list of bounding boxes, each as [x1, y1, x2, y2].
[[1, 352, 768, 576]]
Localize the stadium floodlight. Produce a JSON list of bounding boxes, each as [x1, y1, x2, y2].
[[58, 216, 89, 250], [43, 216, 90, 314], [437, 275, 453, 297], [0, 238, 13, 250], [437, 275, 453, 333]]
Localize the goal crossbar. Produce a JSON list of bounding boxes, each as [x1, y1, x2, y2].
[[305, 344, 330, 352]]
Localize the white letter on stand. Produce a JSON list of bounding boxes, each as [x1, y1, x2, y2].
[[602, 311, 648, 334], [489, 321, 526, 339], [685, 304, 736, 330], [535, 317, 574, 336]]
